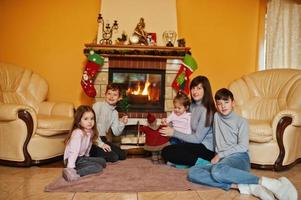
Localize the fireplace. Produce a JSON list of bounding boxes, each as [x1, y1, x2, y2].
[[109, 68, 165, 112], [85, 44, 190, 118], [84, 44, 190, 151]]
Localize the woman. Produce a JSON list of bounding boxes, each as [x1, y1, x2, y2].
[[160, 76, 216, 166]]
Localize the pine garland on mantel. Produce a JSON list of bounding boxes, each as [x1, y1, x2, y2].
[[84, 44, 190, 58]]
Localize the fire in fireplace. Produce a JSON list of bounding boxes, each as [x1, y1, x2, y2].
[[109, 68, 165, 112]]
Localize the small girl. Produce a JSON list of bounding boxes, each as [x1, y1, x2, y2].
[[162, 92, 191, 144], [63, 105, 107, 182]]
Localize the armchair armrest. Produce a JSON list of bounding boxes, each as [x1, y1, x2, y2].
[[271, 109, 301, 170], [0, 104, 37, 166], [0, 104, 37, 129], [38, 101, 74, 117], [272, 109, 301, 137]]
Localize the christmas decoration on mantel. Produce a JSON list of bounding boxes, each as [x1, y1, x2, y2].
[[97, 14, 118, 45], [172, 54, 198, 95], [81, 50, 104, 97]]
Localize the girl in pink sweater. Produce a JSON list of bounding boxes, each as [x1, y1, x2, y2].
[[63, 105, 107, 182], [162, 92, 191, 144]]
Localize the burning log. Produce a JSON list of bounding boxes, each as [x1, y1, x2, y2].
[[128, 94, 148, 104]]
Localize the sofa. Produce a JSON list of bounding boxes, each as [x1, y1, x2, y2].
[[229, 69, 301, 171], [0, 63, 74, 167]]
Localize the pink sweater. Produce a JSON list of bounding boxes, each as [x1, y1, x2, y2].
[[166, 111, 192, 134], [64, 129, 93, 168]]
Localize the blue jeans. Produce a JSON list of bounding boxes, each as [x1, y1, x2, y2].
[[188, 152, 259, 190], [75, 156, 106, 177]]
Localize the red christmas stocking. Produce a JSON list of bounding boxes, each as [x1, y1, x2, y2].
[[81, 50, 104, 97], [172, 54, 198, 95]]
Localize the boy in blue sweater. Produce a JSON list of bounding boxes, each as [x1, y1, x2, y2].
[[188, 88, 297, 200]]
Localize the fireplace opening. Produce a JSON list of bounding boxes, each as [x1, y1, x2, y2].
[[109, 68, 165, 112]]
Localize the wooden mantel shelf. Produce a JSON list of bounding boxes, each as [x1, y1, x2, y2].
[[84, 43, 190, 59]]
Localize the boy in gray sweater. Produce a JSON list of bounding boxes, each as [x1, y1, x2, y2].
[[89, 83, 128, 162], [188, 88, 297, 200]]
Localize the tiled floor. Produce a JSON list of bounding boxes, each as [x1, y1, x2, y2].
[[0, 160, 300, 200]]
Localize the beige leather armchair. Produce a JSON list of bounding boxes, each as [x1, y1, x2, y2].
[[0, 63, 74, 166], [229, 69, 301, 171]]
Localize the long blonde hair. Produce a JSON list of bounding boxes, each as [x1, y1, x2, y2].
[[64, 105, 99, 145]]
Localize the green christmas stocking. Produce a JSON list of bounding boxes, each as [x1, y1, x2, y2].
[[172, 54, 198, 95]]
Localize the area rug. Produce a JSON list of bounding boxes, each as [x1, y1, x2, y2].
[[45, 158, 207, 192]]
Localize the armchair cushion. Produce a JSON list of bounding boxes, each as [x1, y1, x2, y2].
[[249, 120, 273, 143], [38, 102, 74, 117], [36, 114, 73, 136], [36, 101, 74, 136]]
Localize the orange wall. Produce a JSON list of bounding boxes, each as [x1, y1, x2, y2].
[[0, 0, 263, 106], [177, 0, 261, 92], [0, 0, 101, 106]]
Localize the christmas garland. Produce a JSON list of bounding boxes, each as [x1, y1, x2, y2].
[[83, 48, 187, 57]]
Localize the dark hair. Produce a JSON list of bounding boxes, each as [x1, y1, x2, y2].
[[215, 88, 234, 101], [64, 105, 99, 145], [173, 92, 190, 110], [106, 83, 121, 96], [190, 75, 216, 127]]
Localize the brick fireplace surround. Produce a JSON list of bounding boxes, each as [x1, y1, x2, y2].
[[84, 44, 190, 149]]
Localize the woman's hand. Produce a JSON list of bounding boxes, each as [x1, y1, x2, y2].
[[159, 126, 174, 137], [102, 144, 111, 152], [211, 154, 220, 164]]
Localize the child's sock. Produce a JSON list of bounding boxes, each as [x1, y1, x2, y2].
[[249, 184, 275, 200], [166, 161, 176, 167], [194, 157, 211, 166], [166, 161, 190, 169], [238, 184, 275, 200], [261, 177, 297, 200], [62, 168, 80, 182]]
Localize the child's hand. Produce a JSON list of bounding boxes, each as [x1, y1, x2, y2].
[[161, 118, 167, 125], [211, 155, 220, 164], [159, 126, 174, 137], [102, 144, 111, 152], [121, 115, 128, 124]]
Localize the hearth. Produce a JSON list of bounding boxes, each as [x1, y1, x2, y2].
[[109, 68, 165, 112]]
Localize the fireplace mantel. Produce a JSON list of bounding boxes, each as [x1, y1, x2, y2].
[[84, 44, 190, 59]]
